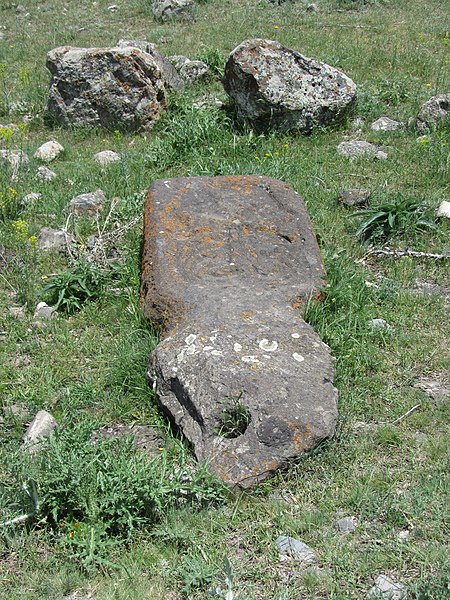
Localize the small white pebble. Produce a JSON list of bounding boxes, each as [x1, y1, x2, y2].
[[291, 333, 300, 339], [234, 343, 242, 352], [185, 334, 197, 345], [293, 353, 304, 362]]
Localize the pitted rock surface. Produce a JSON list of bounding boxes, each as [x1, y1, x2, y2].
[[223, 39, 356, 133], [45, 45, 167, 131], [140, 176, 338, 487]]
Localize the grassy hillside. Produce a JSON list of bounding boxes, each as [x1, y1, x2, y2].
[[0, 0, 449, 598]]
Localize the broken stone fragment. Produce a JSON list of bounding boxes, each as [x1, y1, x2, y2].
[[69, 189, 105, 215], [367, 574, 407, 599], [34, 140, 64, 162], [33, 301, 57, 320], [37, 227, 67, 251], [170, 55, 210, 85], [416, 92, 450, 134], [93, 150, 121, 165], [436, 200, 450, 218], [223, 38, 356, 133], [336, 516, 358, 534], [23, 410, 57, 452], [8, 305, 26, 319], [338, 188, 370, 207], [140, 176, 338, 487], [22, 192, 42, 204], [152, 0, 195, 21], [36, 166, 56, 181], [276, 535, 316, 564], [337, 140, 387, 160], [371, 116, 402, 131]]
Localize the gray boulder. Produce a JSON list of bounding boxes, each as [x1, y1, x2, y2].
[[141, 175, 338, 487], [115, 39, 184, 91], [45, 45, 167, 132], [223, 39, 356, 133], [152, 0, 195, 21], [416, 93, 450, 134]]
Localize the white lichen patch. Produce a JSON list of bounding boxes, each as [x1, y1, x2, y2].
[[259, 339, 278, 352], [185, 334, 197, 345], [242, 355, 260, 364], [291, 333, 300, 339], [293, 353, 304, 363], [234, 343, 243, 352]]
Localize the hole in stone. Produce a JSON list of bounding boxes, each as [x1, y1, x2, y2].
[[278, 233, 293, 243], [215, 392, 251, 439]]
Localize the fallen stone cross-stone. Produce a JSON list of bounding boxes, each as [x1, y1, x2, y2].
[[140, 176, 338, 487]]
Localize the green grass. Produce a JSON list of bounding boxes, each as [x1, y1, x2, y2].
[[1, 0, 449, 597]]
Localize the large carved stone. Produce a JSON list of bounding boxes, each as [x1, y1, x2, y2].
[[141, 176, 338, 487], [223, 39, 356, 133]]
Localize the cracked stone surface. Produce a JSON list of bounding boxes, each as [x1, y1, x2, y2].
[[140, 175, 338, 487]]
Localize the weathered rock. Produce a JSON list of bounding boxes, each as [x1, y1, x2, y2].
[[223, 39, 356, 133], [436, 200, 450, 218], [69, 189, 105, 215], [276, 535, 316, 564], [23, 410, 57, 452], [92, 424, 164, 455], [371, 116, 402, 132], [369, 318, 394, 332], [152, 0, 195, 21], [0, 149, 28, 180], [93, 150, 121, 165], [8, 305, 26, 319], [141, 175, 338, 487], [415, 376, 449, 404], [34, 140, 64, 161], [367, 575, 407, 599], [37, 227, 67, 251], [36, 166, 56, 181], [22, 192, 42, 204], [170, 55, 210, 85], [336, 516, 358, 534], [116, 39, 184, 90], [34, 301, 57, 320], [337, 140, 387, 160], [338, 188, 370, 207], [45, 46, 167, 131], [306, 3, 320, 12], [416, 93, 450, 134]]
